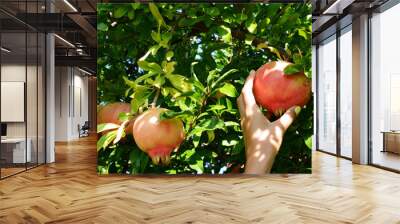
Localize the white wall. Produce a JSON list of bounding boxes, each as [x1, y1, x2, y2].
[[54, 66, 89, 141], [1, 63, 46, 164], [1, 65, 26, 138]]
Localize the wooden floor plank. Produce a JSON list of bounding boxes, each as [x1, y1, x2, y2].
[[0, 136, 399, 223]]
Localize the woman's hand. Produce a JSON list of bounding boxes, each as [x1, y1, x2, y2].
[[237, 70, 301, 174]]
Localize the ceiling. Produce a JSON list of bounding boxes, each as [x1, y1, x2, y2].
[[312, 0, 390, 44], [0, 0, 98, 74]]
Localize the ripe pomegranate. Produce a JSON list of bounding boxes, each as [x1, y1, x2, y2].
[[97, 102, 133, 134], [132, 108, 185, 165], [253, 61, 311, 116]]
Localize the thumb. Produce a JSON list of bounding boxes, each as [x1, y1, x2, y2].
[[276, 106, 301, 131]]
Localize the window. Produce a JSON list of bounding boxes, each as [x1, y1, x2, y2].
[[370, 3, 400, 171], [339, 26, 352, 158], [317, 35, 337, 154], [0, 1, 47, 179]]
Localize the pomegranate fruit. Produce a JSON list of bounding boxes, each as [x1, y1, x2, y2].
[[253, 61, 311, 116], [132, 108, 185, 165], [97, 102, 133, 134]]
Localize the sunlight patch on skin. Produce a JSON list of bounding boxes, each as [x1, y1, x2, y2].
[[251, 129, 270, 141], [278, 113, 295, 128], [273, 126, 284, 138], [258, 154, 266, 162], [245, 106, 255, 117], [268, 135, 280, 148]]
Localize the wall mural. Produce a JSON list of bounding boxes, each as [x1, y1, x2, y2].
[[97, 3, 312, 175]]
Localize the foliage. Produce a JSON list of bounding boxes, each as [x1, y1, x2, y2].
[[97, 3, 312, 174]]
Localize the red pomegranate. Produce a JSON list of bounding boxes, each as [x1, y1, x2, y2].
[[253, 61, 311, 116], [97, 102, 133, 134], [132, 108, 185, 165]]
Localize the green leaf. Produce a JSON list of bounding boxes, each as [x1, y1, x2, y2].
[[114, 7, 129, 18], [218, 83, 238, 97], [189, 160, 204, 174], [246, 21, 257, 34], [160, 110, 194, 120], [268, 46, 283, 61], [222, 139, 238, 147], [127, 10, 135, 20], [212, 69, 238, 88], [97, 130, 117, 151], [135, 72, 157, 84], [164, 87, 181, 98], [256, 43, 283, 60], [163, 61, 176, 75], [166, 169, 176, 174], [197, 117, 225, 131], [113, 121, 127, 144], [182, 148, 196, 161], [131, 3, 140, 10], [149, 3, 166, 27], [129, 148, 148, 174], [161, 32, 172, 43], [224, 121, 239, 127], [298, 29, 308, 39], [123, 76, 136, 89], [137, 61, 162, 73], [118, 112, 130, 122], [166, 74, 194, 93], [166, 51, 174, 61], [161, 87, 169, 97], [97, 23, 108, 32], [151, 31, 161, 43], [207, 130, 215, 143], [226, 98, 233, 110], [97, 123, 120, 133], [218, 25, 231, 43], [284, 64, 303, 75], [207, 8, 220, 17], [304, 136, 312, 150], [192, 132, 202, 148], [150, 45, 161, 56], [131, 86, 151, 113], [207, 70, 219, 85], [209, 104, 225, 111], [153, 75, 165, 88], [245, 34, 254, 45]]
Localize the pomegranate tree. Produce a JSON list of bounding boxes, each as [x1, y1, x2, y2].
[[97, 102, 133, 134], [253, 61, 311, 116], [132, 108, 185, 165]]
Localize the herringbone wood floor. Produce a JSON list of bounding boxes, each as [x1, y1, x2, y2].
[[0, 136, 399, 224]]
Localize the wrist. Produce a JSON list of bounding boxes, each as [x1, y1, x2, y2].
[[244, 146, 277, 174]]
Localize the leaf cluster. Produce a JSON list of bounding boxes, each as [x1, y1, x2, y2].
[[97, 3, 312, 174]]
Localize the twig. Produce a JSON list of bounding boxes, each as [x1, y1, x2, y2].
[[189, 87, 210, 130], [151, 88, 160, 108]]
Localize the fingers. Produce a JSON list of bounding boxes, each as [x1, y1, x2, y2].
[[275, 106, 301, 131], [240, 70, 265, 120], [241, 70, 257, 109]]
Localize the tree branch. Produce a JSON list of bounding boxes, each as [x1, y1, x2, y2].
[[151, 88, 160, 108], [170, 20, 289, 61]]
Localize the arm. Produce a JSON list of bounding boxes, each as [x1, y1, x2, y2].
[[237, 70, 300, 174]]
